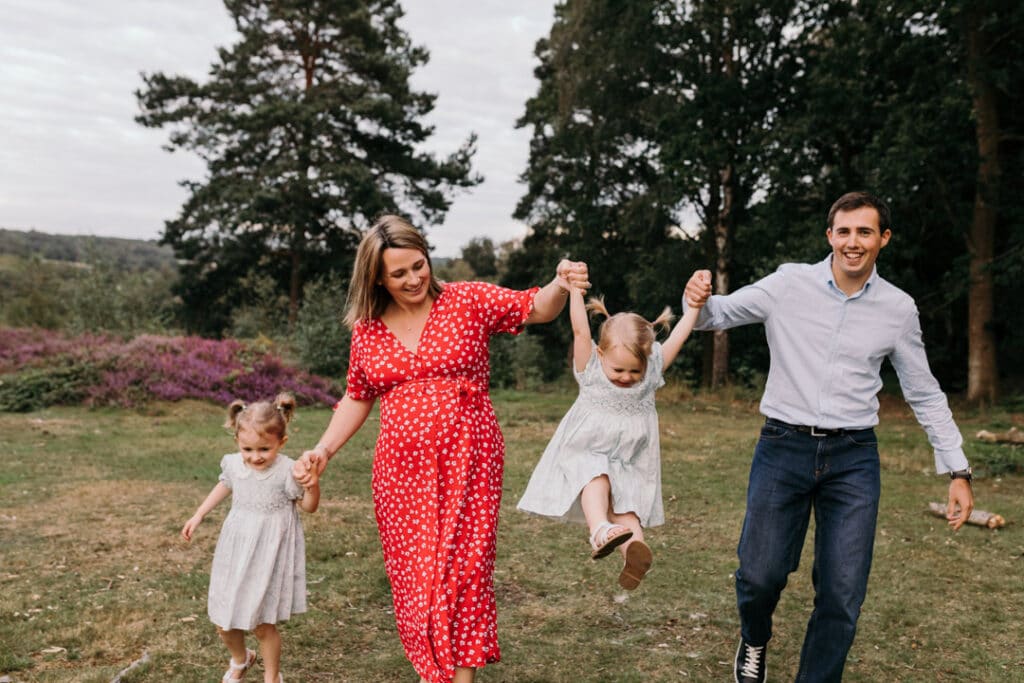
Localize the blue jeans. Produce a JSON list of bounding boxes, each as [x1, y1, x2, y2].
[[735, 420, 880, 683]]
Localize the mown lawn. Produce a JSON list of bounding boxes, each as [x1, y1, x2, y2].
[[1, 389, 1021, 682]]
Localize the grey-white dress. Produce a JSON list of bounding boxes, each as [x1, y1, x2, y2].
[[207, 453, 307, 630], [517, 342, 666, 527]]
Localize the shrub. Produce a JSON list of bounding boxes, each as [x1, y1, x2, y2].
[[229, 273, 290, 339], [0, 362, 105, 412], [0, 327, 341, 411], [489, 333, 547, 390], [292, 277, 350, 378]]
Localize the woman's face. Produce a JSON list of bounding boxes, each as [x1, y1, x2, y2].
[[380, 247, 431, 307]]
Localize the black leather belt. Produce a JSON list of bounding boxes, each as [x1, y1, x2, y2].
[[766, 418, 849, 438]]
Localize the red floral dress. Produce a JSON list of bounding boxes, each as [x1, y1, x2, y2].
[[345, 280, 538, 683]]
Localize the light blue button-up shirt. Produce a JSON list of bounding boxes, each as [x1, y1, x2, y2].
[[687, 256, 968, 473]]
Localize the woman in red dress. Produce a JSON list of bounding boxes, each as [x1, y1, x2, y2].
[[295, 215, 589, 683]]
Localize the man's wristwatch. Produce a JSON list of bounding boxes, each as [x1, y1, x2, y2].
[[949, 468, 973, 483]]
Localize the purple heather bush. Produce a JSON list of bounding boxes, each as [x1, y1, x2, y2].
[[0, 327, 341, 410]]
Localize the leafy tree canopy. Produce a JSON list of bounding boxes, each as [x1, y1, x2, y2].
[[136, 0, 481, 334]]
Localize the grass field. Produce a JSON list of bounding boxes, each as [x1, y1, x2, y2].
[[1, 388, 1022, 682]]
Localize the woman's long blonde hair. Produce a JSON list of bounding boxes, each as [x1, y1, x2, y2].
[[587, 297, 674, 373], [343, 215, 443, 328]]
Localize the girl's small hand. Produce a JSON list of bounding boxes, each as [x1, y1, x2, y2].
[[295, 450, 326, 487], [556, 259, 590, 292], [181, 515, 202, 542]]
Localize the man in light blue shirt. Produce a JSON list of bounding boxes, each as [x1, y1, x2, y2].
[[684, 192, 974, 683]]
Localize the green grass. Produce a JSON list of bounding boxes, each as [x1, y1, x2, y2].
[[1, 392, 1022, 682]]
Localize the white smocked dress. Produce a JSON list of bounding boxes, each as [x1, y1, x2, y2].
[[207, 453, 307, 630], [517, 342, 666, 527]]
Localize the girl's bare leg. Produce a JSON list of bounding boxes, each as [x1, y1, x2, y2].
[[217, 627, 249, 679], [609, 510, 643, 557], [252, 623, 281, 682], [580, 474, 613, 535]]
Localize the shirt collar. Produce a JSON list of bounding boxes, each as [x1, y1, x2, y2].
[[821, 254, 878, 299]]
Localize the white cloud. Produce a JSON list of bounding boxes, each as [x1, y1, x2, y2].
[[0, 0, 555, 257]]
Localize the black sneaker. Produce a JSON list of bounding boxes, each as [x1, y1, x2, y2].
[[734, 639, 767, 683]]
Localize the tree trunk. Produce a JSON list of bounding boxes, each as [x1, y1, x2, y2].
[[709, 163, 735, 389], [289, 248, 302, 327], [964, 9, 1000, 405]]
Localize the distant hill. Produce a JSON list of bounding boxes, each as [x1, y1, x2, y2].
[[0, 227, 176, 271]]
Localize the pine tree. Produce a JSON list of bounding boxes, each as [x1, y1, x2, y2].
[[136, 0, 480, 333]]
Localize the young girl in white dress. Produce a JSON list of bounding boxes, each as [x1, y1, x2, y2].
[[182, 393, 320, 683], [517, 282, 702, 590]]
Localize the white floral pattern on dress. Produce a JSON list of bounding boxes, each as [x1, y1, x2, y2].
[[346, 281, 538, 683]]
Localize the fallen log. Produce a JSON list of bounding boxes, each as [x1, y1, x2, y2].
[[927, 502, 1006, 528], [975, 427, 1024, 444], [110, 651, 150, 683]]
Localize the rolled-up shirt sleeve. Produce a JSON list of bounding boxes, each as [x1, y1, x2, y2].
[[683, 270, 781, 331], [889, 306, 968, 473]]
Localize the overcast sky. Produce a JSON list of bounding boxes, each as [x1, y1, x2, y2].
[[0, 0, 557, 258]]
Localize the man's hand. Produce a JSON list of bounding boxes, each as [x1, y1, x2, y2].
[[946, 478, 974, 530], [685, 269, 712, 308]]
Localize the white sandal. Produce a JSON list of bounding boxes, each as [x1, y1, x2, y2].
[[221, 649, 256, 682], [589, 521, 633, 560]]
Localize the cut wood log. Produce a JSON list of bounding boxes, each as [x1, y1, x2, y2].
[[927, 502, 1006, 528], [110, 651, 150, 683], [975, 426, 1024, 444]]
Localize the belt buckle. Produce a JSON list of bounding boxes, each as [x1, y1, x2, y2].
[[810, 426, 828, 437]]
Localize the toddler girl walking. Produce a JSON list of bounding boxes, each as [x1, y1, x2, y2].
[[182, 393, 320, 683], [517, 281, 702, 589]]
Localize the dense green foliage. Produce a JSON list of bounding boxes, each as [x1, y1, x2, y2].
[[508, 0, 1024, 393], [135, 0, 480, 334], [0, 230, 178, 335], [4, 1, 1022, 397]]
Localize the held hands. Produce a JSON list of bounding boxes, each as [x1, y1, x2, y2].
[[556, 259, 590, 293], [685, 269, 712, 308], [292, 456, 320, 490], [295, 446, 330, 488]]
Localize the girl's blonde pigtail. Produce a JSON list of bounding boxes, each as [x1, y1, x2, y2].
[[224, 399, 247, 432], [651, 306, 675, 335], [585, 296, 611, 320], [275, 392, 297, 424]]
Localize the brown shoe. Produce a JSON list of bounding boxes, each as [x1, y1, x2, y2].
[[618, 540, 653, 590]]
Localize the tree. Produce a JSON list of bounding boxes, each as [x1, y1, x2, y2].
[[460, 237, 498, 278], [651, 0, 799, 388], [956, 0, 1024, 403], [510, 0, 700, 378], [136, 0, 479, 334], [760, 0, 1024, 399]]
